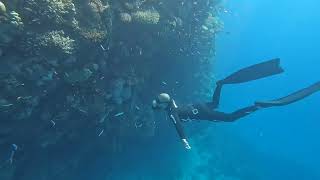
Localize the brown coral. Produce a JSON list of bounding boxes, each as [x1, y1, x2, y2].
[[80, 28, 108, 43]]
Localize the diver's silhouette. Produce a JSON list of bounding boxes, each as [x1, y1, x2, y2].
[[152, 59, 320, 149]]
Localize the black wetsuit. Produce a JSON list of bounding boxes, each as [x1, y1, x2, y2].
[[163, 59, 320, 147], [165, 83, 260, 144], [176, 93, 259, 122]]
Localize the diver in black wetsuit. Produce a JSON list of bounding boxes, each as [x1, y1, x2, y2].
[[152, 59, 320, 149]]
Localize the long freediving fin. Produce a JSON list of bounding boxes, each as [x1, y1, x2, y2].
[[219, 58, 284, 85], [255, 81, 320, 107]]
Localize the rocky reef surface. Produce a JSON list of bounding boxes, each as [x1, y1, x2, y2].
[[0, 0, 223, 179]]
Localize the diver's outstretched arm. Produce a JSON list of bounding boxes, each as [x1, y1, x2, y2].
[[169, 110, 191, 149], [168, 100, 192, 150]]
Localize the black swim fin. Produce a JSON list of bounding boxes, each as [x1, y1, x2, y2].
[[219, 58, 284, 85], [255, 81, 320, 108]]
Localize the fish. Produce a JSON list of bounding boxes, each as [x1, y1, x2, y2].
[[1, 104, 13, 107], [50, 120, 56, 127], [98, 129, 104, 136], [99, 112, 108, 123], [114, 112, 124, 117], [100, 44, 106, 51], [202, 25, 209, 31]]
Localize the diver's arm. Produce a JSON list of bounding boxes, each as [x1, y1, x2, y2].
[[168, 100, 191, 150]]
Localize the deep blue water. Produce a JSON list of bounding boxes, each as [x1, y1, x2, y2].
[[214, 0, 320, 179], [77, 1, 320, 179], [2, 1, 319, 179]]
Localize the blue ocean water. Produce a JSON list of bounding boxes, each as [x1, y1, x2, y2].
[[214, 0, 320, 179], [104, 1, 320, 179], [17, 0, 320, 180], [41, 1, 319, 179], [2, 1, 319, 179]]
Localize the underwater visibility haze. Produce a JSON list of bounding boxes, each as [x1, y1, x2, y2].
[[0, 0, 319, 180]]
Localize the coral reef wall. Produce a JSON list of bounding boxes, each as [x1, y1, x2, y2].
[[0, 0, 222, 179]]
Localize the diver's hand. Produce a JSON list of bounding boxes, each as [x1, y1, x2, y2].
[[182, 139, 191, 150]]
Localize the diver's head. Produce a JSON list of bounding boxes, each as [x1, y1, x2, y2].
[[152, 93, 171, 110]]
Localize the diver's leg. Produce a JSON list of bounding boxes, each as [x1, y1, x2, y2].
[[255, 81, 320, 108], [211, 58, 284, 108], [212, 105, 260, 122], [187, 103, 260, 122], [219, 58, 284, 85], [211, 82, 223, 108]]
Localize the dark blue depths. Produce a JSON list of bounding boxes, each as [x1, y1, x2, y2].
[[1, 0, 320, 180], [93, 0, 320, 179]]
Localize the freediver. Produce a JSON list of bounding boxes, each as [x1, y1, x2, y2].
[[152, 59, 320, 149]]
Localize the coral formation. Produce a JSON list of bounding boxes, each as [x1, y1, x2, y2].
[[131, 10, 160, 24], [119, 12, 132, 23], [64, 68, 93, 84], [204, 13, 224, 34], [0, 1, 6, 15], [23, 0, 78, 28], [22, 30, 76, 56], [0, 2, 23, 45], [0, 0, 222, 179], [79, 28, 107, 43], [38, 30, 75, 54]]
